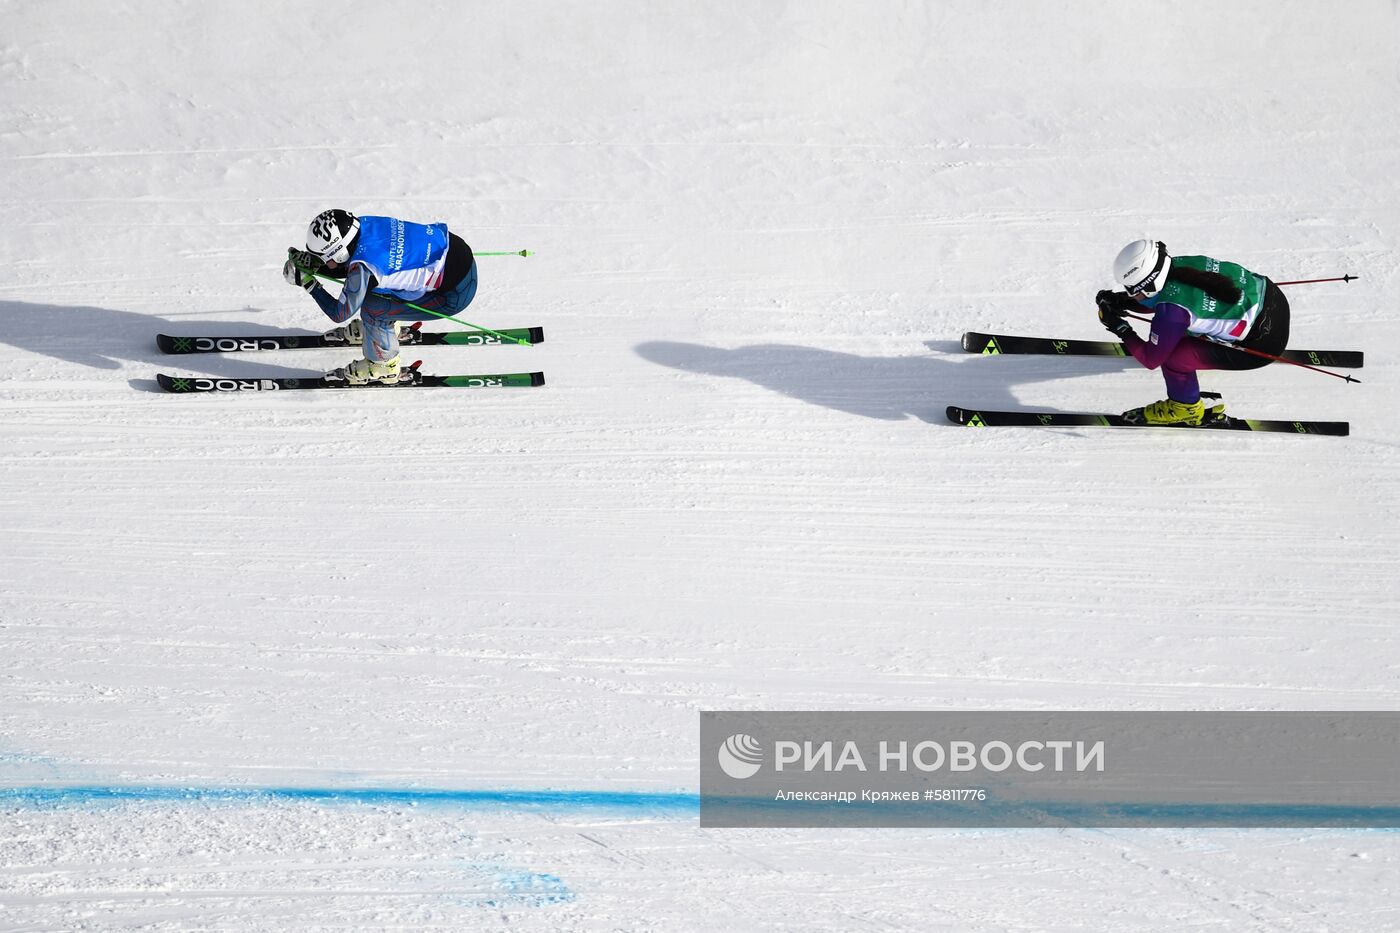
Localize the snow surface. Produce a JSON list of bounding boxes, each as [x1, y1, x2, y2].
[[2, 1, 1399, 929]]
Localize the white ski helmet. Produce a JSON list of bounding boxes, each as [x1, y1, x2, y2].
[[1113, 239, 1171, 298], [306, 209, 360, 264]]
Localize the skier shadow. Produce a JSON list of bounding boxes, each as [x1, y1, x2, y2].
[[0, 300, 329, 391], [635, 340, 1106, 424]]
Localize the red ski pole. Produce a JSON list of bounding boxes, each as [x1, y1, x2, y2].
[[1122, 312, 1360, 383], [1205, 339, 1360, 383]]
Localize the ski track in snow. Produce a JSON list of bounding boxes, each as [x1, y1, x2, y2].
[[3, 1, 1400, 929]]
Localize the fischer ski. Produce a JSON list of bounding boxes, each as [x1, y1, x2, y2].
[[157, 324, 543, 354], [946, 405, 1348, 436], [961, 332, 1363, 369], [158, 369, 545, 393]]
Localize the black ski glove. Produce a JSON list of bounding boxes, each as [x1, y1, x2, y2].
[[1096, 290, 1136, 338]]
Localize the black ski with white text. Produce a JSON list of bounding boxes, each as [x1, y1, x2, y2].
[[157, 323, 543, 354], [157, 369, 545, 393]]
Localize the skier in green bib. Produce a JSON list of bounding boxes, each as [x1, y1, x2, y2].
[[1095, 240, 1290, 425]]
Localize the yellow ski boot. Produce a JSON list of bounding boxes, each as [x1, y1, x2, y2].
[[1124, 394, 1227, 426]]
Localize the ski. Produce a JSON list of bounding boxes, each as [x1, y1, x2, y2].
[[946, 405, 1348, 436], [157, 325, 543, 354], [157, 370, 545, 393], [961, 332, 1363, 369]]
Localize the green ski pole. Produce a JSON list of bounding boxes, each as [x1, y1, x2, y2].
[[294, 257, 534, 346]]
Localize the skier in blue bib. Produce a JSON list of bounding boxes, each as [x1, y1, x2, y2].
[[283, 209, 478, 384]]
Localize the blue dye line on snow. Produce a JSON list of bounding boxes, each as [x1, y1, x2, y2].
[[0, 784, 701, 814], [5, 778, 1394, 823], [3, 784, 1397, 828]]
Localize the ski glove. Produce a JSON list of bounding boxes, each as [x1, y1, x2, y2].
[[1096, 290, 1136, 338], [283, 251, 318, 291], [1096, 289, 1137, 314], [287, 247, 325, 269]]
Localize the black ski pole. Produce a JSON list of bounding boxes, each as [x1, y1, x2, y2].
[[1274, 274, 1357, 286]]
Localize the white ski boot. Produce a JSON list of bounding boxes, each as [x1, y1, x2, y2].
[[322, 319, 365, 345], [322, 319, 416, 346], [330, 354, 402, 386]]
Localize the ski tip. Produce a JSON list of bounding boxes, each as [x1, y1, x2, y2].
[[944, 405, 993, 426], [155, 334, 181, 354], [528, 326, 545, 345], [960, 332, 980, 352], [530, 371, 546, 387], [155, 373, 187, 393]]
